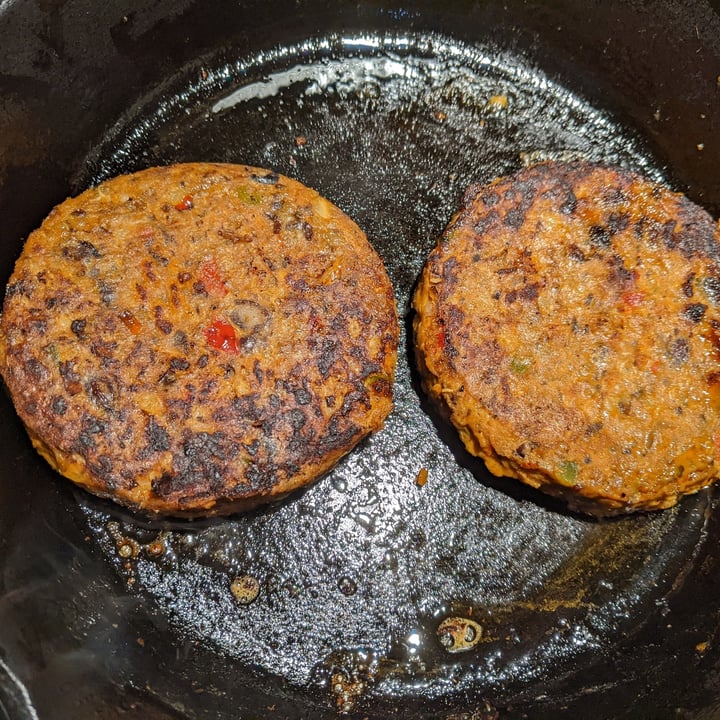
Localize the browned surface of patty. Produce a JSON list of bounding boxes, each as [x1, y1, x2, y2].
[[413, 161, 720, 515], [0, 163, 398, 516]]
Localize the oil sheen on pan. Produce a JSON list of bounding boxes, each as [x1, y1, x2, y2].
[[8, 30, 718, 718]]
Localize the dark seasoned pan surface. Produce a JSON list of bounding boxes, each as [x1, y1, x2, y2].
[[2, 9, 720, 720], [72, 32, 715, 716]]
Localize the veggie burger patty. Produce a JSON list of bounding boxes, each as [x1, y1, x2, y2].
[[413, 161, 720, 515], [0, 163, 398, 516]]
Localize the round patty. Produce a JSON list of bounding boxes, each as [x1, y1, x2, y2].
[[0, 163, 398, 516], [413, 161, 720, 515]]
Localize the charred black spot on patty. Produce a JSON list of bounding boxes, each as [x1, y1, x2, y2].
[[702, 274, 720, 306], [683, 303, 707, 323], [63, 240, 101, 261], [144, 415, 170, 454], [589, 225, 612, 249]]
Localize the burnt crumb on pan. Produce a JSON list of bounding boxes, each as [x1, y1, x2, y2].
[[413, 160, 720, 515], [0, 163, 398, 517]]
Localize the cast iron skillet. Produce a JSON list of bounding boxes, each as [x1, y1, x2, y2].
[[1, 1, 720, 718]]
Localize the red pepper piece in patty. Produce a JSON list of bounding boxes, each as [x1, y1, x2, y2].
[[205, 319, 239, 354], [174, 194, 194, 211], [621, 290, 644, 308], [119, 309, 142, 334], [199, 258, 229, 296]]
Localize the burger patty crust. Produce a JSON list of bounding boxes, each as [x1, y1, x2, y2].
[[413, 161, 720, 515], [0, 163, 398, 516]]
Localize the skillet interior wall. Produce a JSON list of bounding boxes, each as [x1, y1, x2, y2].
[[1, 0, 719, 250], [1, 1, 720, 719]]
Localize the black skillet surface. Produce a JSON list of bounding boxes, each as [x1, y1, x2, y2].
[[1, 1, 720, 719]]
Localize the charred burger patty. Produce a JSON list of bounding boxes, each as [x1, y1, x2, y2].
[[0, 163, 398, 516], [413, 161, 720, 515]]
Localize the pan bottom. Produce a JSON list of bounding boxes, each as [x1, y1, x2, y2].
[[74, 31, 711, 716]]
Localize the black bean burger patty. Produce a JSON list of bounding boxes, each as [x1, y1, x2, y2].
[[413, 161, 720, 515], [0, 163, 398, 516]]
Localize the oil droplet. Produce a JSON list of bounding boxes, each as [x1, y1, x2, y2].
[[117, 538, 139, 559], [230, 574, 260, 605], [382, 550, 398, 570], [437, 616, 483, 653], [354, 512, 376, 534], [486, 93, 509, 110], [146, 538, 166, 557], [337, 576, 357, 596], [332, 476, 348, 493], [330, 671, 365, 714], [404, 630, 422, 656]]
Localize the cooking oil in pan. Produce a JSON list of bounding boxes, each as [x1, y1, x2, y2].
[[77, 31, 711, 715]]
